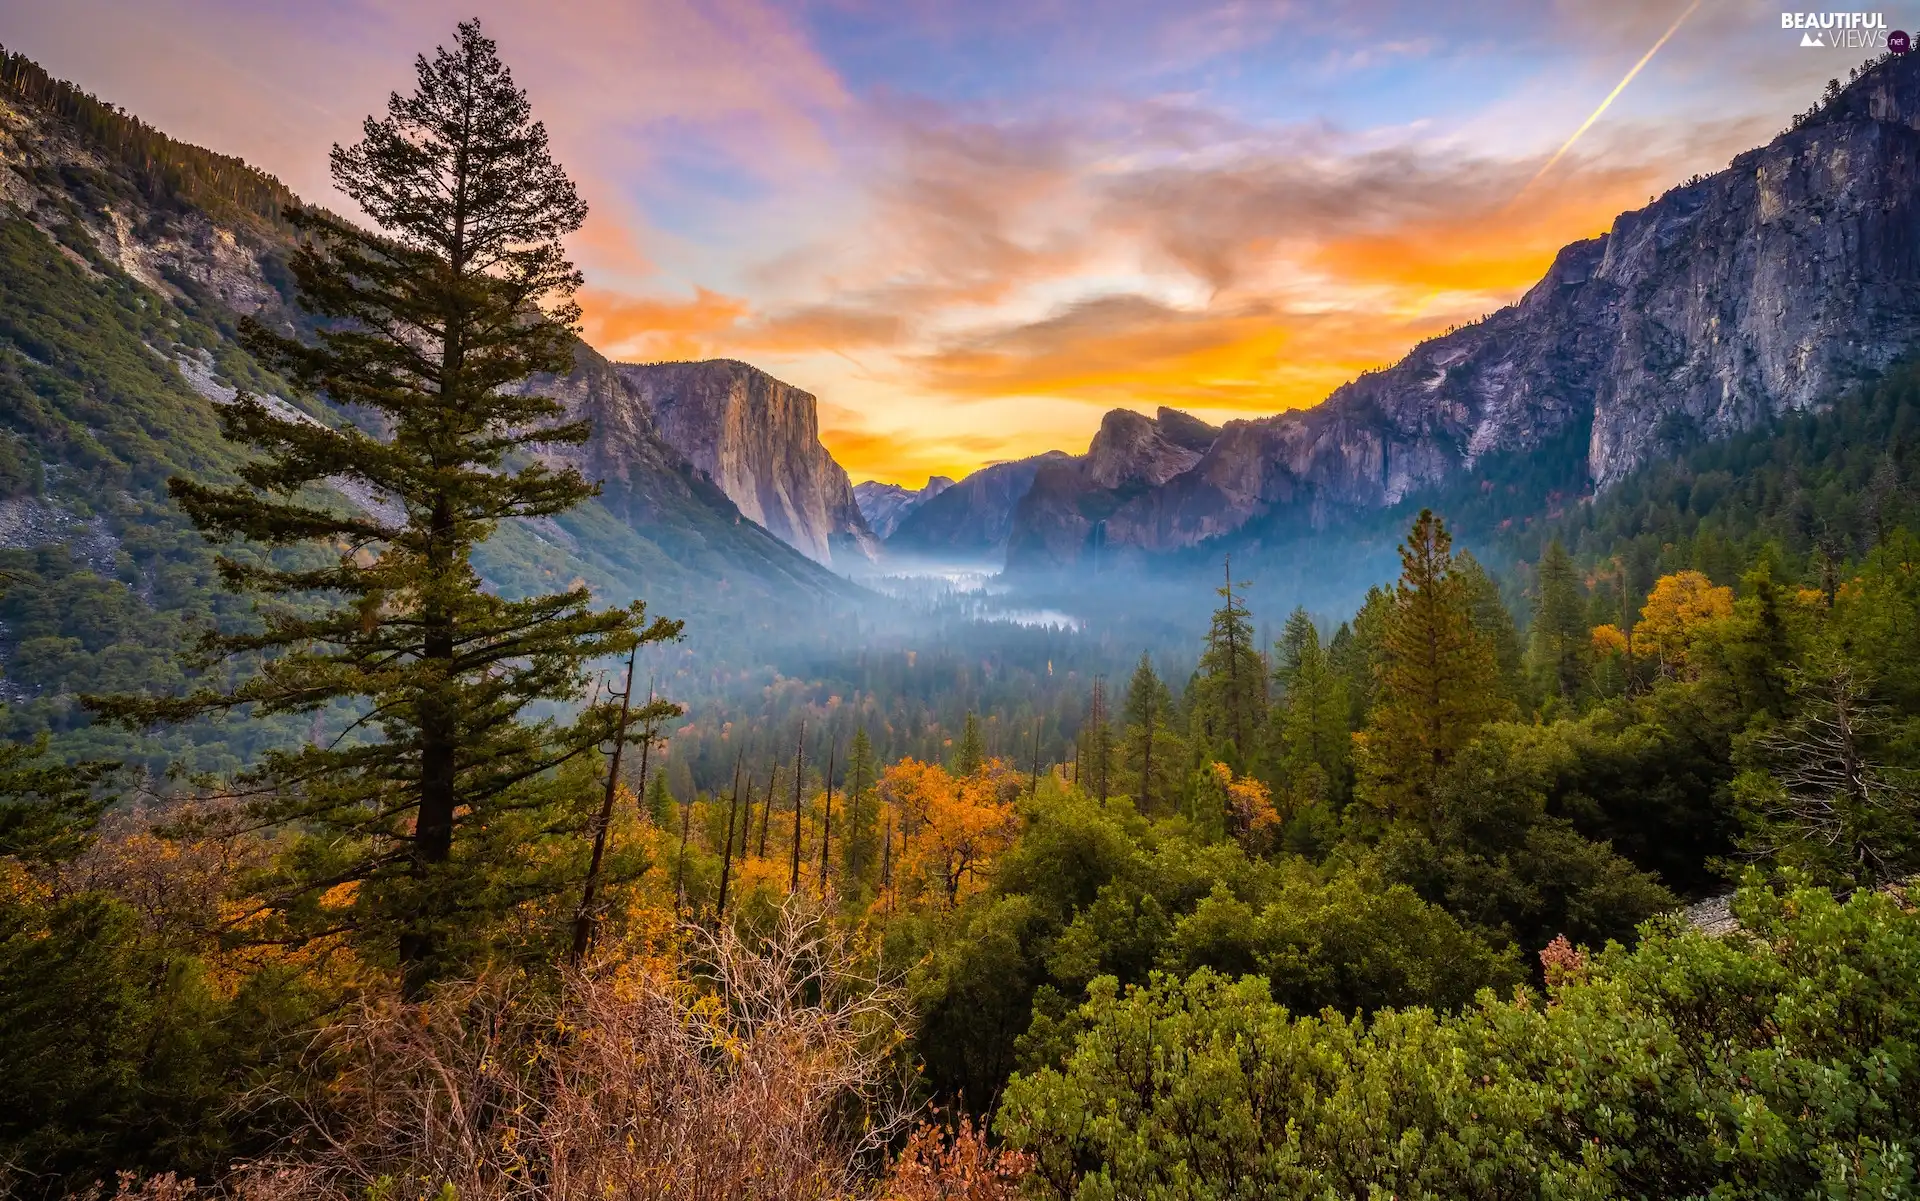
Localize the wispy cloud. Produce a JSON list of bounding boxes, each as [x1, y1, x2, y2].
[[0, 0, 1838, 485]]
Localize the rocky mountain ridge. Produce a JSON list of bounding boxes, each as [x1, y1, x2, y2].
[[0, 54, 850, 611], [855, 476, 955, 540], [885, 451, 1072, 561], [994, 53, 1920, 570]]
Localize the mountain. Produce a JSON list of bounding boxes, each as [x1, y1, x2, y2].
[[1005, 408, 1219, 570], [1005, 53, 1920, 571], [885, 451, 1071, 561], [609, 360, 878, 566], [0, 48, 856, 760], [854, 476, 955, 540]]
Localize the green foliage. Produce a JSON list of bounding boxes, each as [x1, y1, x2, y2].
[[0, 891, 319, 1195], [1268, 607, 1349, 812], [88, 23, 683, 993], [0, 731, 113, 864], [955, 711, 985, 776], [1528, 538, 1589, 703], [1119, 654, 1183, 814], [1357, 510, 1506, 821], [1189, 560, 1266, 767], [998, 883, 1920, 1201]]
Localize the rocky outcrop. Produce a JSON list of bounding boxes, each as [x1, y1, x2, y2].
[[855, 476, 955, 540], [1006, 408, 1218, 570], [887, 452, 1072, 560], [1007, 54, 1920, 570], [611, 360, 877, 566]]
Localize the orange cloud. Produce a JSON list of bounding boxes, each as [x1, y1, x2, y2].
[[577, 287, 751, 362]]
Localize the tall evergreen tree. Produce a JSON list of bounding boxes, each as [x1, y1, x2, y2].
[[1356, 510, 1504, 822], [1082, 678, 1116, 803], [955, 711, 985, 776], [1270, 608, 1350, 804], [644, 768, 676, 830], [1528, 539, 1590, 702], [1455, 551, 1527, 709], [1335, 587, 1394, 730], [1193, 556, 1267, 766], [841, 727, 879, 884], [1121, 653, 1183, 812], [89, 22, 680, 994]]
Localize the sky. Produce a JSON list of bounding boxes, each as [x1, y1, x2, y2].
[[0, 0, 1893, 484]]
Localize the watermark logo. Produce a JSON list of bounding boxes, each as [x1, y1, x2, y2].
[[1890, 29, 1913, 52], [1782, 11, 1893, 48]]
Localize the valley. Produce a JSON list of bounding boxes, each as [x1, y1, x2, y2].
[[3, 24, 1920, 1201]]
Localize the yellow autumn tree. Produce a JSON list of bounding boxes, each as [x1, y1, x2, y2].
[[881, 758, 1020, 910], [1637, 571, 1734, 675], [1213, 761, 1280, 845]]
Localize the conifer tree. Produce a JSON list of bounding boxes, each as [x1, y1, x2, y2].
[[1455, 551, 1527, 708], [1121, 653, 1183, 812], [1081, 678, 1115, 802], [955, 711, 985, 777], [88, 22, 680, 994], [1270, 608, 1350, 803], [644, 768, 676, 829], [1335, 587, 1393, 729], [1355, 510, 1504, 822], [841, 727, 879, 883], [1192, 557, 1266, 766], [0, 734, 113, 866], [1528, 539, 1589, 702]]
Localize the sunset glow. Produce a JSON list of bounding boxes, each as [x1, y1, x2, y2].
[[0, 0, 1845, 483]]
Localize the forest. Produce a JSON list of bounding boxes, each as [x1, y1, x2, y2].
[[5, 20, 1920, 1201]]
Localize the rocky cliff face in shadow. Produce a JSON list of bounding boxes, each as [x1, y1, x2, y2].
[[855, 477, 955, 540], [887, 452, 1072, 560], [609, 360, 877, 566], [1005, 408, 1219, 570], [1006, 54, 1920, 570]]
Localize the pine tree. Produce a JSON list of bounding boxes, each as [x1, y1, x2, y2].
[[1270, 608, 1349, 804], [841, 727, 879, 884], [955, 711, 985, 776], [644, 768, 676, 829], [1335, 587, 1393, 729], [1081, 677, 1115, 803], [88, 22, 681, 995], [1355, 510, 1504, 822], [0, 734, 113, 866], [1455, 551, 1527, 708], [1120, 653, 1183, 812], [1192, 556, 1267, 766], [1528, 539, 1589, 702]]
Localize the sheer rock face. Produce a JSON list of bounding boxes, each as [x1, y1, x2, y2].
[[854, 477, 956, 540], [1005, 55, 1920, 570], [887, 452, 1073, 559], [609, 360, 878, 566], [1005, 408, 1219, 570]]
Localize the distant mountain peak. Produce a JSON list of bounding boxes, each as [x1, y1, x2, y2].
[[998, 51, 1920, 572]]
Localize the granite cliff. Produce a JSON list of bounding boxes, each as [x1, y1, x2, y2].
[[1005, 53, 1920, 570], [611, 360, 878, 566]]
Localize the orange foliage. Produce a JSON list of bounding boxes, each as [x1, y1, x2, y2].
[[1589, 623, 1630, 657], [1637, 571, 1734, 672], [881, 758, 1021, 910], [1213, 761, 1280, 842], [883, 1117, 1034, 1201]]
